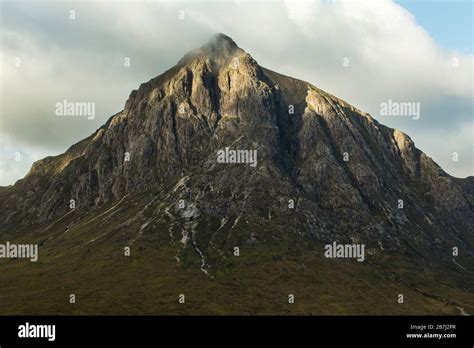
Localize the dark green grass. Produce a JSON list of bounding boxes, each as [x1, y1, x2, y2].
[[0, 198, 472, 315]]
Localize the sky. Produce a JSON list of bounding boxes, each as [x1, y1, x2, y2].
[[395, 0, 473, 53], [0, 0, 473, 186]]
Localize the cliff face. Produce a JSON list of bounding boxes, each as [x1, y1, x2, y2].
[[1, 34, 472, 260]]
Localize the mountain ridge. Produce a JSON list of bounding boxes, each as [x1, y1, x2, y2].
[[1, 32, 472, 259]]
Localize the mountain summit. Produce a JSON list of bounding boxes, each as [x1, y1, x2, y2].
[[0, 34, 472, 314], [199, 33, 240, 56], [178, 33, 242, 66]]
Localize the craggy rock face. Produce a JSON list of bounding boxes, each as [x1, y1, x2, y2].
[[1, 34, 472, 263]]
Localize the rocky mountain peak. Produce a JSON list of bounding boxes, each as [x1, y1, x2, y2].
[[178, 33, 245, 67], [0, 34, 472, 271], [0, 33, 472, 316], [200, 33, 239, 56]]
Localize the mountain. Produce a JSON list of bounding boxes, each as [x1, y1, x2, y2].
[[0, 34, 472, 315]]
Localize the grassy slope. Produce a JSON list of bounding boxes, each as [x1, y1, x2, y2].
[[0, 197, 472, 315]]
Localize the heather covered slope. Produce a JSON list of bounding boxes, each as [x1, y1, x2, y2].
[[0, 184, 472, 315], [0, 34, 472, 314]]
